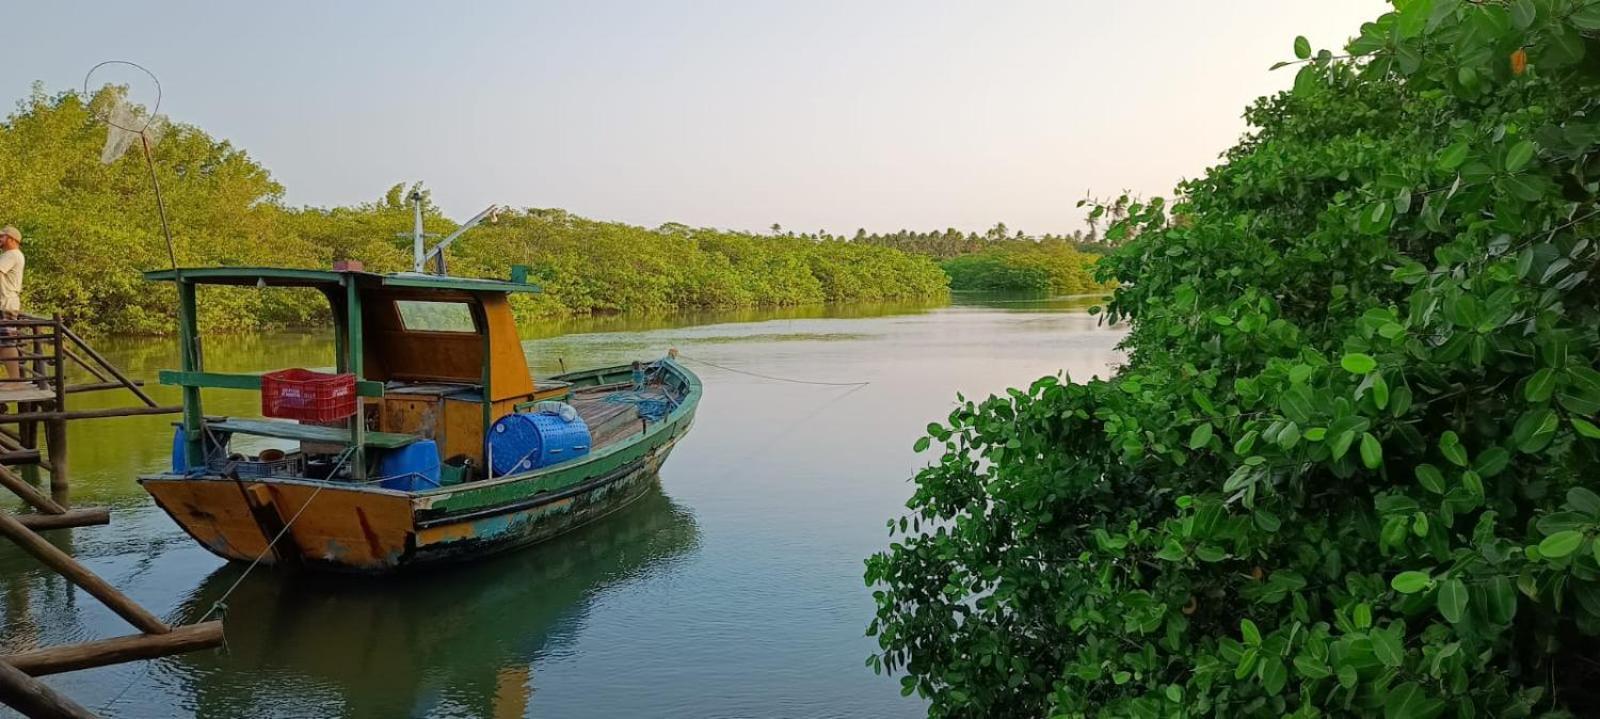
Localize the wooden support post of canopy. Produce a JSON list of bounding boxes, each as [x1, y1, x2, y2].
[[0, 660, 95, 719], [0, 510, 169, 636]]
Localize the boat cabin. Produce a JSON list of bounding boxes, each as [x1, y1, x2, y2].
[[149, 267, 571, 483]]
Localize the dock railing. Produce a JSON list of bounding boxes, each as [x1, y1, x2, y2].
[[0, 313, 218, 719]]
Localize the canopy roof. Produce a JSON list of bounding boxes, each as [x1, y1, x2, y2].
[[143, 267, 540, 294]]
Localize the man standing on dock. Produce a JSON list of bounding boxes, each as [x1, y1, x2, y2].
[[0, 226, 26, 381]]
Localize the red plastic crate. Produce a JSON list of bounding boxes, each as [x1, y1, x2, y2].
[[260, 369, 357, 422]]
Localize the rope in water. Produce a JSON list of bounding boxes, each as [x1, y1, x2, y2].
[[675, 353, 870, 387]]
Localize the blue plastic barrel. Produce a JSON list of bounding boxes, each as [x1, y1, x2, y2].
[[171, 426, 188, 474], [378, 440, 442, 492], [487, 411, 591, 476]]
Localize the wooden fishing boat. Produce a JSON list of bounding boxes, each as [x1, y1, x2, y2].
[[137, 266, 701, 574]]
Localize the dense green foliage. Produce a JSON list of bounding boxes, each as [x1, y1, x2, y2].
[[853, 221, 1117, 260], [940, 241, 1113, 294], [0, 86, 946, 334], [868, 2, 1600, 717]]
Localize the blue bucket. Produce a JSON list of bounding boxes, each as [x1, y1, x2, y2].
[[378, 440, 442, 492]]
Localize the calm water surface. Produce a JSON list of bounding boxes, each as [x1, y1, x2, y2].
[[0, 296, 1123, 718]]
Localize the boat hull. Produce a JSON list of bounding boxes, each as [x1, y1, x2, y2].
[[142, 425, 688, 574], [140, 359, 701, 574]]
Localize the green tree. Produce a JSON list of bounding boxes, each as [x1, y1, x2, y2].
[[869, 2, 1600, 717]]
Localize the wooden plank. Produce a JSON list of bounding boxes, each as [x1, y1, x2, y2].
[[0, 510, 169, 635], [207, 419, 417, 449], [14, 508, 108, 531], [0, 389, 57, 404], [4, 621, 224, 677], [0, 659, 95, 719], [157, 370, 384, 398]]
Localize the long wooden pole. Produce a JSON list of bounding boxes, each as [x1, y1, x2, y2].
[[0, 406, 182, 424], [14, 508, 108, 531], [59, 326, 158, 408], [0, 510, 169, 635], [4, 621, 223, 677], [0, 465, 66, 516], [0, 660, 95, 719]]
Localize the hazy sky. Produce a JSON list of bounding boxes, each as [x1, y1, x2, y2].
[[5, 1, 1387, 235]]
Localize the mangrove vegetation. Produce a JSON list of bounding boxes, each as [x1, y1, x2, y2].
[[869, 1, 1600, 717]]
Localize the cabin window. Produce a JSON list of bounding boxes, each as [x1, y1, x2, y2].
[[395, 300, 476, 333]]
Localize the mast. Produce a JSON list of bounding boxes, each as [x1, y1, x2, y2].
[[410, 189, 425, 273]]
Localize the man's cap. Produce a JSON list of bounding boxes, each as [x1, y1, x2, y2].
[[0, 227, 19, 243]]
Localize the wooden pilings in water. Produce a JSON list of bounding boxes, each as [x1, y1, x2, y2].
[[4, 621, 224, 677], [0, 660, 95, 719], [0, 314, 222, 717], [0, 510, 170, 636]]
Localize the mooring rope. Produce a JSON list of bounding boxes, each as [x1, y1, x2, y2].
[[675, 353, 870, 387], [99, 447, 363, 714]]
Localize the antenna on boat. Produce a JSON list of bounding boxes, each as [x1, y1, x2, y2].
[[410, 191, 505, 275]]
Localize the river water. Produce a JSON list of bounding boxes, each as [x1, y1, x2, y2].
[[0, 295, 1122, 718]]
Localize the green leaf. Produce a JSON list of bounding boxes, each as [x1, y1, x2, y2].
[[1512, 408, 1559, 453], [1485, 576, 1517, 624], [1472, 447, 1510, 478], [1391, 571, 1433, 594], [1385, 681, 1445, 719], [1240, 618, 1262, 646], [1436, 142, 1470, 171], [1188, 423, 1213, 449], [1437, 578, 1468, 623], [1573, 417, 1600, 440], [1505, 140, 1536, 173], [1342, 353, 1378, 374], [1538, 530, 1584, 558], [913, 436, 930, 452], [1359, 203, 1394, 235], [1337, 663, 1358, 689], [1439, 431, 1469, 467], [1360, 432, 1383, 469], [1510, 0, 1536, 29], [1576, 4, 1600, 30], [1294, 654, 1330, 679], [1415, 464, 1446, 494], [1294, 35, 1312, 59], [1260, 657, 1288, 695], [1235, 647, 1259, 679], [1569, 488, 1600, 517], [1371, 625, 1405, 668], [1331, 430, 1357, 461], [1525, 368, 1558, 402]]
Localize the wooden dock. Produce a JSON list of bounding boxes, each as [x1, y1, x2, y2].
[[0, 314, 220, 718]]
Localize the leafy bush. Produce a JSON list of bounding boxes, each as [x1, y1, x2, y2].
[[941, 242, 1113, 294], [868, 2, 1600, 717]]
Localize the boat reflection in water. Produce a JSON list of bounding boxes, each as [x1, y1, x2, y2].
[[167, 482, 699, 718]]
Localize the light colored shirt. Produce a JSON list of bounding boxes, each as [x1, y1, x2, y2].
[[0, 249, 25, 313]]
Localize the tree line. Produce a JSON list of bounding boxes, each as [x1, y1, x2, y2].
[[2, 84, 1027, 335]]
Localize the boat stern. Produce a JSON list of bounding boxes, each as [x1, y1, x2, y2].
[[140, 475, 418, 572]]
